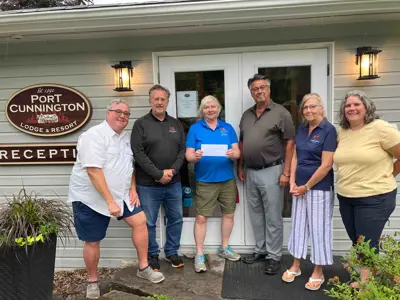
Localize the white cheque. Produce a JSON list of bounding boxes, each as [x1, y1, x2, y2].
[[201, 144, 228, 157]]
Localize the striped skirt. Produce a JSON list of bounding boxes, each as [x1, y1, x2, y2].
[[287, 189, 334, 265]]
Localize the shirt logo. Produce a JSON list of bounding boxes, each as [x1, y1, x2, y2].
[[220, 127, 228, 136], [169, 126, 177, 133], [310, 134, 320, 144]]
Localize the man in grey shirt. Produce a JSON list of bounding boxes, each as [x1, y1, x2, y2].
[[238, 74, 295, 275]]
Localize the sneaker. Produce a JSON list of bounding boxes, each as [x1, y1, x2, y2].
[[194, 254, 207, 273], [86, 281, 100, 299], [165, 255, 184, 268], [218, 245, 241, 261], [149, 254, 160, 271], [137, 266, 165, 284]]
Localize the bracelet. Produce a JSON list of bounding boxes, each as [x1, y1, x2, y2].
[[304, 184, 310, 191], [282, 172, 290, 178]]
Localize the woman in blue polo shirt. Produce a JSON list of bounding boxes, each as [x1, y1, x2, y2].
[[281, 93, 337, 291], [185, 95, 241, 273]]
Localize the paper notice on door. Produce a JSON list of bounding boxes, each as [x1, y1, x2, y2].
[[201, 144, 228, 157], [177, 91, 198, 118]]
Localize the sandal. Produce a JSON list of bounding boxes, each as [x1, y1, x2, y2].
[[305, 277, 325, 291], [282, 269, 301, 283]]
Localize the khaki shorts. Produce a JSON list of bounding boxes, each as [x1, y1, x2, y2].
[[196, 179, 237, 217]]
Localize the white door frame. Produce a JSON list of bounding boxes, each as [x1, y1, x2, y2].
[[153, 42, 334, 254], [158, 53, 245, 248]]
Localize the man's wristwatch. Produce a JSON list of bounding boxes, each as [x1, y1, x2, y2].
[[282, 172, 290, 178]]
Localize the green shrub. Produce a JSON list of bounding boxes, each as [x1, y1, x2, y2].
[[146, 295, 174, 300], [325, 233, 400, 299]]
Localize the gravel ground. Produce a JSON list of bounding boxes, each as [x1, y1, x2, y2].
[[53, 268, 118, 299]]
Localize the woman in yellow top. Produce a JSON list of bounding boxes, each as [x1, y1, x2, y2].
[[333, 90, 400, 285]]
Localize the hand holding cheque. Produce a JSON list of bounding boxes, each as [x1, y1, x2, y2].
[[194, 144, 233, 161]]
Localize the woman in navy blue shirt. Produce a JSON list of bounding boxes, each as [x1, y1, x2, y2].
[[281, 93, 337, 291]]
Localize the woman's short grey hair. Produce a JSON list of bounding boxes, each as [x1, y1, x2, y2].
[[198, 95, 222, 117], [106, 98, 130, 110], [299, 93, 325, 124], [149, 84, 171, 99], [338, 90, 379, 129]]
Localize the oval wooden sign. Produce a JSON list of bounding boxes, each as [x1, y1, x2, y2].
[[5, 84, 92, 137]]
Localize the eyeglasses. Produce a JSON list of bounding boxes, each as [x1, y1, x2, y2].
[[250, 85, 269, 93], [302, 104, 322, 111], [109, 109, 131, 117]]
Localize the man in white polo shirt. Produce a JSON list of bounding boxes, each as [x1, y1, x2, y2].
[[68, 99, 164, 300]]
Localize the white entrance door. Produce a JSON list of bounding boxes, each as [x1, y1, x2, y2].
[[158, 48, 328, 250], [241, 49, 328, 248], [159, 54, 245, 246]]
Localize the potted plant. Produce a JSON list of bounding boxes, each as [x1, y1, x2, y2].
[[325, 233, 400, 299], [0, 188, 73, 300]]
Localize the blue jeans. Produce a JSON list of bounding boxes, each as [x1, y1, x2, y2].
[[137, 182, 183, 257], [338, 188, 396, 253]]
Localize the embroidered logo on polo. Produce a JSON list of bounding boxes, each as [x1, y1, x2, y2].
[[220, 127, 228, 136], [169, 126, 177, 133], [310, 134, 320, 144]]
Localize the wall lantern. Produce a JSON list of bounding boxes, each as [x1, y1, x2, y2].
[[355, 46, 382, 80], [112, 61, 133, 91]]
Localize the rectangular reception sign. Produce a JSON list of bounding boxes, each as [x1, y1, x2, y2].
[[0, 143, 77, 165]]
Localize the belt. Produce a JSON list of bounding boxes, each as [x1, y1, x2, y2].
[[248, 159, 283, 170]]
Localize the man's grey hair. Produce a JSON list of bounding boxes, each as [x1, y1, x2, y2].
[[338, 90, 380, 129], [247, 74, 271, 88], [106, 98, 130, 110], [149, 84, 171, 99]]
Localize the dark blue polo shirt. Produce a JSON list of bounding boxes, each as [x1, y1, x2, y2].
[[295, 119, 337, 191], [186, 119, 238, 183]]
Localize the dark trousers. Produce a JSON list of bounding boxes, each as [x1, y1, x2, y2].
[[338, 188, 396, 253]]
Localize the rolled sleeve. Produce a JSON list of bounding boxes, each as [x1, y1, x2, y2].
[[186, 125, 196, 149], [379, 121, 400, 150], [78, 133, 106, 168], [323, 126, 338, 152], [239, 117, 244, 141], [280, 111, 296, 140]]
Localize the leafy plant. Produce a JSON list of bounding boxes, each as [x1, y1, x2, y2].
[[1, 0, 93, 11], [325, 233, 400, 299], [146, 295, 174, 300], [0, 188, 73, 250]]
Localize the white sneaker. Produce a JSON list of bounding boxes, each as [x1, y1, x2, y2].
[[195, 254, 207, 273], [137, 266, 165, 283], [86, 281, 100, 299]]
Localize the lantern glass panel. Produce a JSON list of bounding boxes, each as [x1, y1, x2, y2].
[[373, 53, 379, 76], [114, 68, 120, 90], [121, 67, 131, 89], [360, 53, 371, 78]]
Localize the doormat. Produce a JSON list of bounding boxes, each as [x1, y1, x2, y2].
[[222, 255, 350, 300]]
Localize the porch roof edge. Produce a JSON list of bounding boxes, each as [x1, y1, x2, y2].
[[1, 0, 400, 39]]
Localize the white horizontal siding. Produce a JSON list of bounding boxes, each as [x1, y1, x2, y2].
[[1, 19, 400, 267], [0, 45, 155, 268], [332, 38, 400, 251]]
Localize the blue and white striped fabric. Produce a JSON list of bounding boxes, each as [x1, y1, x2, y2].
[[288, 190, 334, 265]]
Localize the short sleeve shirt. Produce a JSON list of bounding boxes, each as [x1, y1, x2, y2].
[[186, 119, 238, 182], [295, 119, 337, 191], [239, 101, 296, 168], [333, 119, 400, 197], [68, 121, 135, 217]]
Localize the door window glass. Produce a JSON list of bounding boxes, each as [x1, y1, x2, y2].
[[258, 66, 311, 217], [174, 71, 225, 218]]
